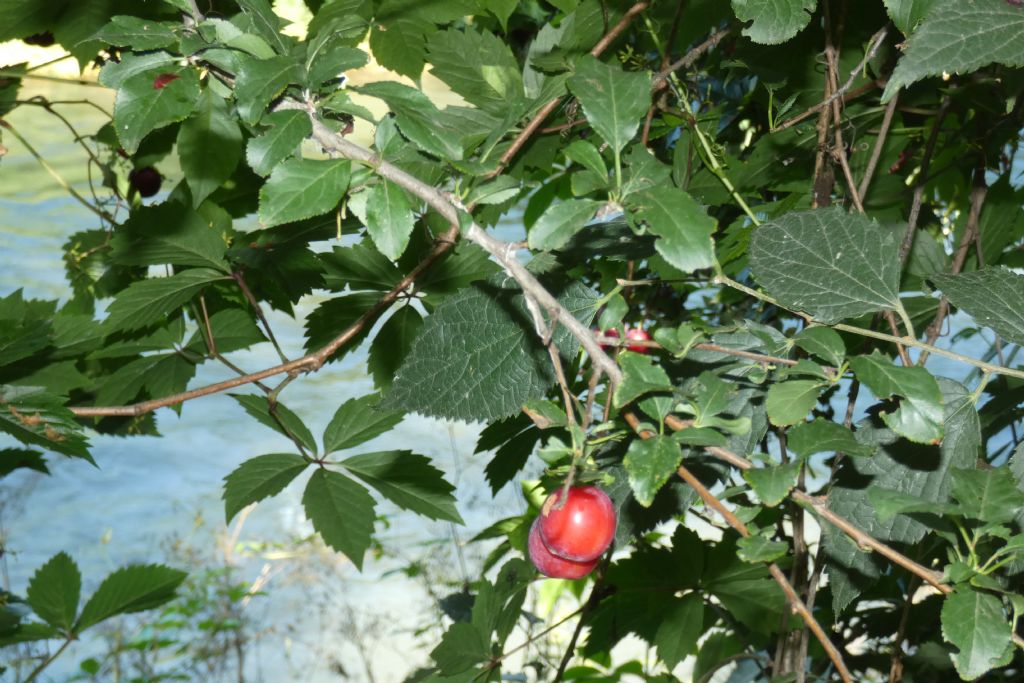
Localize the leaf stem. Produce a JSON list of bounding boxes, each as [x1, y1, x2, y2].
[[24, 636, 73, 683]]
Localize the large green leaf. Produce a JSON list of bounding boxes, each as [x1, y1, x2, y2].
[[95, 15, 177, 50], [177, 88, 242, 207], [883, 0, 940, 35], [356, 81, 464, 160], [26, 552, 80, 632], [367, 306, 423, 390], [301, 469, 376, 569], [950, 468, 1024, 524], [426, 27, 525, 116], [625, 187, 716, 273], [743, 461, 801, 506], [258, 158, 351, 228], [384, 278, 597, 422], [623, 436, 683, 507], [321, 241, 402, 292], [941, 587, 1013, 681], [234, 55, 302, 125], [567, 55, 651, 155], [222, 453, 309, 523], [342, 450, 463, 523], [765, 380, 822, 427], [431, 622, 490, 675], [245, 109, 312, 177], [76, 564, 187, 631], [931, 267, 1024, 346], [110, 203, 229, 272], [322, 393, 404, 453], [786, 418, 874, 458], [113, 66, 200, 154], [849, 351, 944, 444], [731, 0, 817, 44], [103, 268, 228, 332], [354, 181, 415, 261], [749, 208, 902, 324], [527, 199, 601, 252], [653, 594, 703, 669], [613, 351, 673, 408], [0, 385, 91, 460], [883, 0, 1024, 102], [0, 448, 49, 477], [230, 394, 318, 454]]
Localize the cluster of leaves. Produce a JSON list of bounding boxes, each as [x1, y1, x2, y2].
[[1, 0, 1024, 681]]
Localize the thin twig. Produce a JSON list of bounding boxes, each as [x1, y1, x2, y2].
[[898, 97, 951, 264], [887, 575, 921, 683], [651, 28, 732, 89], [233, 270, 289, 363], [856, 93, 899, 203]]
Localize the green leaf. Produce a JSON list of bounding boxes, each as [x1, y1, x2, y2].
[[623, 435, 683, 507], [883, 1, 1024, 102], [786, 418, 874, 458], [222, 453, 308, 523], [931, 267, 1024, 346], [99, 51, 178, 90], [883, 0, 940, 35], [613, 351, 673, 409], [358, 181, 415, 261], [76, 564, 187, 631], [563, 140, 608, 180], [0, 385, 91, 460], [867, 487, 952, 522], [766, 380, 822, 427], [567, 55, 650, 155], [185, 308, 266, 355], [246, 109, 313, 177], [342, 450, 463, 523], [384, 278, 597, 422], [849, 351, 944, 444], [950, 468, 1024, 524], [465, 176, 521, 207], [368, 306, 423, 390], [323, 393, 404, 453], [0, 290, 52, 369], [793, 326, 845, 367], [103, 268, 227, 332], [113, 67, 201, 154], [95, 15, 177, 50], [368, 9, 431, 79], [236, 0, 288, 53], [234, 56, 302, 125], [230, 394, 318, 454], [305, 42, 367, 87], [258, 158, 351, 228], [749, 208, 902, 324], [625, 187, 716, 273], [356, 81, 465, 160], [743, 461, 801, 506], [177, 88, 242, 207], [431, 622, 490, 675], [302, 469, 377, 569], [26, 553, 80, 632], [110, 203, 229, 272], [527, 199, 601, 252], [321, 241, 402, 292], [731, 0, 817, 45], [737, 535, 790, 563], [941, 587, 1013, 681], [427, 28, 525, 116], [654, 594, 703, 669], [0, 448, 49, 477]]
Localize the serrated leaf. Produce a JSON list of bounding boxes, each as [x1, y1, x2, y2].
[[384, 278, 597, 422], [883, 0, 940, 35], [222, 453, 308, 523], [103, 268, 227, 332], [76, 564, 187, 631], [0, 448, 49, 477], [737, 535, 790, 563], [177, 88, 242, 207], [360, 180, 415, 260], [258, 158, 351, 228], [623, 435, 683, 507], [0, 385, 91, 460], [342, 450, 462, 523], [246, 109, 312, 177], [185, 308, 266, 355], [323, 393, 404, 453], [950, 468, 1024, 524], [431, 622, 490, 675], [26, 553, 80, 632], [749, 208, 902, 324], [368, 306, 423, 390], [941, 587, 1013, 680], [743, 461, 801, 506], [563, 139, 607, 179], [110, 203, 229, 272], [867, 487, 952, 522], [613, 351, 673, 408], [787, 418, 874, 458], [230, 394, 318, 454], [321, 241, 402, 292], [849, 351, 944, 444], [114, 67, 200, 154], [731, 0, 817, 45], [306, 43, 367, 87], [99, 51, 178, 90], [654, 594, 703, 669], [567, 55, 650, 155], [931, 267, 1024, 346], [302, 469, 376, 569], [766, 380, 822, 427], [427, 27, 525, 116], [883, 1, 1024, 102], [236, 0, 288, 52], [369, 12, 431, 79], [794, 326, 845, 366], [95, 16, 177, 50], [303, 292, 378, 362], [527, 199, 600, 252], [356, 81, 464, 160], [235, 56, 302, 125], [626, 187, 716, 273]]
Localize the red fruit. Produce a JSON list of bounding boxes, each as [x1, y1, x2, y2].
[[625, 327, 652, 353], [152, 72, 179, 89], [129, 167, 162, 198], [595, 327, 619, 350], [528, 519, 597, 579], [538, 485, 616, 562]]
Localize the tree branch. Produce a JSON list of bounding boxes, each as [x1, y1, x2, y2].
[[898, 96, 951, 264]]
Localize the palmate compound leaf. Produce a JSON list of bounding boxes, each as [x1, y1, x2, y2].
[[849, 351, 944, 444], [383, 276, 598, 422], [941, 587, 1014, 680], [26, 552, 80, 632], [731, 0, 818, 45], [301, 469, 376, 569], [75, 564, 187, 631], [341, 450, 463, 523], [883, 0, 1024, 102], [749, 208, 902, 324], [222, 453, 308, 523], [931, 267, 1024, 346]]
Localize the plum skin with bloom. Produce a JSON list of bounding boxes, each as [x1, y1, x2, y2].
[[537, 485, 616, 562], [528, 519, 597, 579], [624, 327, 651, 353]]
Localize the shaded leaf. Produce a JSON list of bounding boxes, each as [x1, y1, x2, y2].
[[342, 450, 463, 523], [625, 187, 716, 273], [177, 88, 243, 207], [302, 469, 376, 569], [623, 435, 683, 507], [235, 56, 302, 125], [258, 158, 351, 228], [931, 267, 1024, 346], [0, 385, 91, 460], [613, 351, 673, 409], [849, 351, 944, 444], [114, 66, 200, 154], [103, 268, 227, 332], [941, 587, 1013, 681], [766, 380, 822, 427], [323, 393, 404, 453], [787, 418, 874, 458], [737, 535, 789, 563], [222, 453, 308, 523], [26, 552, 80, 632], [731, 0, 817, 44], [527, 199, 600, 252], [368, 306, 423, 390], [246, 109, 313, 177], [743, 461, 800, 506], [567, 55, 650, 155], [76, 565, 187, 631]]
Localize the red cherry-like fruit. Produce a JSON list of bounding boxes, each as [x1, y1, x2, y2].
[[129, 167, 162, 198], [595, 327, 619, 350], [528, 518, 597, 579], [625, 327, 652, 353], [538, 485, 616, 562]]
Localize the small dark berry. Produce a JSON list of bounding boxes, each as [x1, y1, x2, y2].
[[129, 167, 162, 198]]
